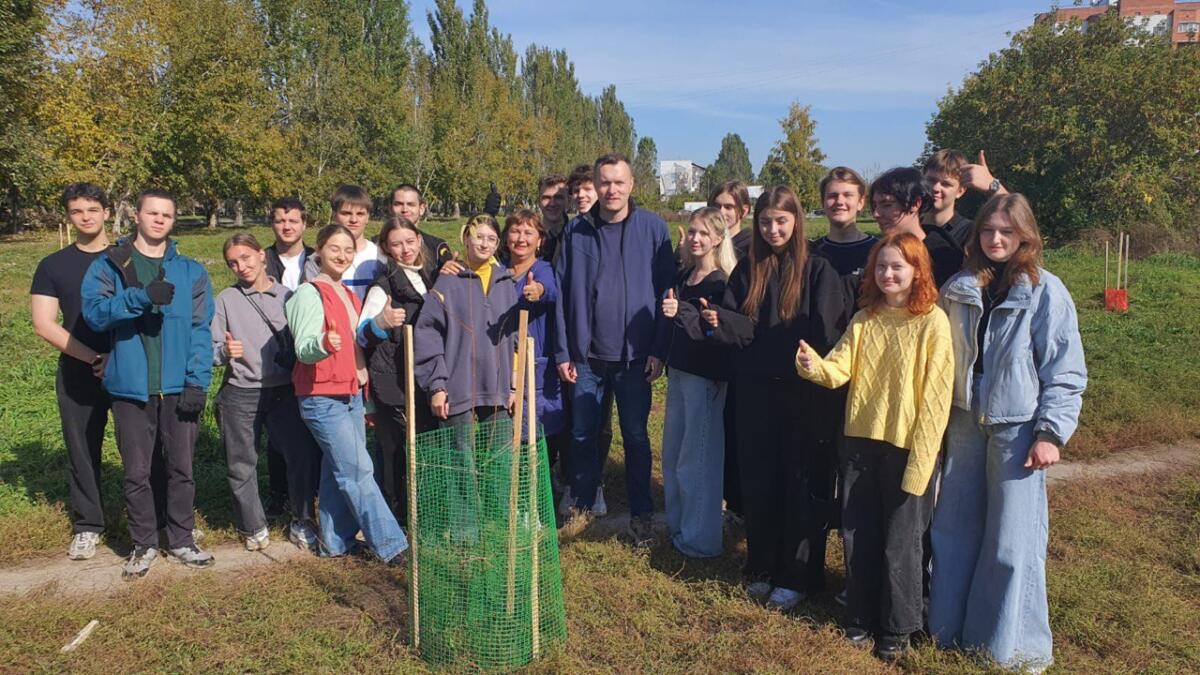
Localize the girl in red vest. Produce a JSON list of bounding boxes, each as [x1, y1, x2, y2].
[[285, 224, 408, 563]]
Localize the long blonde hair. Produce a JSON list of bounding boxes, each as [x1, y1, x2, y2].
[[967, 193, 1043, 291], [681, 206, 737, 276]]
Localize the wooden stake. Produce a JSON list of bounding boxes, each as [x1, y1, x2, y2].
[[1105, 240, 1110, 290], [60, 619, 99, 653], [1116, 232, 1125, 293], [506, 310, 530, 615], [404, 324, 420, 649], [1118, 233, 1128, 288], [526, 336, 540, 659]]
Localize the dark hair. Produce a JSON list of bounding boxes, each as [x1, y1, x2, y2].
[[223, 233, 264, 258], [538, 174, 567, 194], [378, 215, 428, 268], [270, 196, 305, 215], [922, 149, 969, 181], [390, 183, 425, 204], [745, 186, 807, 323], [818, 167, 868, 200], [135, 188, 176, 212], [60, 183, 109, 211], [501, 209, 547, 258], [316, 223, 355, 249], [707, 180, 751, 216], [594, 152, 631, 174], [869, 167, 932, 215], [967, 193, 1043, 292], [567, 164, 594, 192], [858, 232, 938, 317], [330, 184, 371, 213]]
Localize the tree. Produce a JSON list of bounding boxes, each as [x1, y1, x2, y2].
[[632, 136, 661, 206], [927, 10, 1200, 241], [701, 133, 753, 195], [759, 102, 826, 210], [0, 0, 49, 230]]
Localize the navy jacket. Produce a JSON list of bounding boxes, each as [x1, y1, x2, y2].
[[553, 203, 676, 365]]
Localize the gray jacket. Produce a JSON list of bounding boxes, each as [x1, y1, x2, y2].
[[212, 281, 294, 389], [938, 267, 1087, 445]]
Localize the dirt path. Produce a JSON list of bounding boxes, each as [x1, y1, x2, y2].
[[2, 442, 1196, 599]]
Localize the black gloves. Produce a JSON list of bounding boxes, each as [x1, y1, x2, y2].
[[145, 269, 175, 306], [176, 385, 207, 416]]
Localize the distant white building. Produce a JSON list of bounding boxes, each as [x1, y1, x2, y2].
[[659, 160, 706, 197]]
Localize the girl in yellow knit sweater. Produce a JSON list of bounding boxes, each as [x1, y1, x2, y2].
[[795, 231, 953, 662]]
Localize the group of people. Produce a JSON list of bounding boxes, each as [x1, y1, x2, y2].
[[31, 149, 1086, 670]]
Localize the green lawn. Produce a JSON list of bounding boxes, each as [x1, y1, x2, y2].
[[1, 222, 1198, 671]]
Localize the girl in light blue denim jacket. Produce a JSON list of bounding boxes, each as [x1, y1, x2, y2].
[[929, 194, 1086, 672]]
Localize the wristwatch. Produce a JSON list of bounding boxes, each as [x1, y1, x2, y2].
[[988, 178, 1002, 194]]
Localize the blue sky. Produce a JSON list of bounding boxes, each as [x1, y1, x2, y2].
[[410, 0, 1052, 175]]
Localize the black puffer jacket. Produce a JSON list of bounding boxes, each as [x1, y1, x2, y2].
[[362, 258, 438, 407]]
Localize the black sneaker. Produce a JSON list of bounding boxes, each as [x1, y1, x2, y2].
[[626, 514, 656, 548], [873, 632, 909, 662], [843, 626, 871, 649]]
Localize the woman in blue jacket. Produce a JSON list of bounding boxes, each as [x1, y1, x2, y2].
[[930, 193, 1087, 671]]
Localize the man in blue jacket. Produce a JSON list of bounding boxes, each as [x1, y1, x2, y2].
[[82, 189, 215, 580], [555, 153, 675, 546]]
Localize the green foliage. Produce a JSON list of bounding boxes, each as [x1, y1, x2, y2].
[[701, 133, 753, 195], [1, 0, 637, 227], [926, 12, 1200, 242], [632, 136, 661, 206], [758, 103, 826, 210]]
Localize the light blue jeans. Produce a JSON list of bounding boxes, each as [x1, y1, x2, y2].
[[298, 393, 409, 562], [930, 387, 1052, 670], [661, 369, 727, 558]]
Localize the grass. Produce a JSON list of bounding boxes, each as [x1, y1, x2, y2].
[[1, 466, 1196, 673], [0, 221, 1198, 671]]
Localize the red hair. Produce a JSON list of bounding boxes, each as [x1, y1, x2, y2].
[[858, 232, 938, 316]]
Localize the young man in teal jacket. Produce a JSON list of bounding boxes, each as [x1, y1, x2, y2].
[[82, 189, 215, 580]]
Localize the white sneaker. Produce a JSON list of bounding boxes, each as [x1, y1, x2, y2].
[[244, 527, 270, 551], [766, 586, 805, 612], [557, 486, 574, 517], [746, 581, 772, 601], [122, 546, 158, 580], [593, 486, 608, 517], [68, 532, 100, 560]]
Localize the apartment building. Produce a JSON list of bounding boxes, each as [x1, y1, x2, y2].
[[1038, 0, 1200, 46]]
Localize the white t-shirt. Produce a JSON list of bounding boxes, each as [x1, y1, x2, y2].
[[343, 240, 383, 301], [278, 251, 303, 291]]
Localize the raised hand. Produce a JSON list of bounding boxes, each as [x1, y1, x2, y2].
[[960, 149, 999, 193], [224, 331, 244, 359], [376, 301, 407, 329], [440, 250, 466, 276], [325, 319, 342, 353], [795, 339, 814, 372], [661, 288, 678, 318], [145, 268, 175, 306], [523, 271, 544, 301], [699, 297, 719, 329]]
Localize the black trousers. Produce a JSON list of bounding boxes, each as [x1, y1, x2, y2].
[[111, 395, 199, 550], [265, 438, 288, 506], [374, 399, 432, 525], [841, 436, 933, 636], [55, 361, 111, 534], [735, 376, 832, 592], [722, 381, 742, 516]]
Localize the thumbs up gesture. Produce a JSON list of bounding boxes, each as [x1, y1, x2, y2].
[[795, 339, 814, 372], [324, 319, 342, 353], [661, 288, 678, 318], [698, 297, 719, 329], [224, 331, 244, 360], [440, 250, 465, 276], [145, 268, 175, 306], [960, 149, 1000, 194], [522, 270, 544, 302], [376, 300, 407, 329]]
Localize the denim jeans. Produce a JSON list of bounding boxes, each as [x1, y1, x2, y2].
[[215, 384, 321, 533], [661, 369, 726, 557], [841, 436, 932, 636], [930, 387, 1052, 670], [298, 393, 408, 562], [568, 358, 653, 517]]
